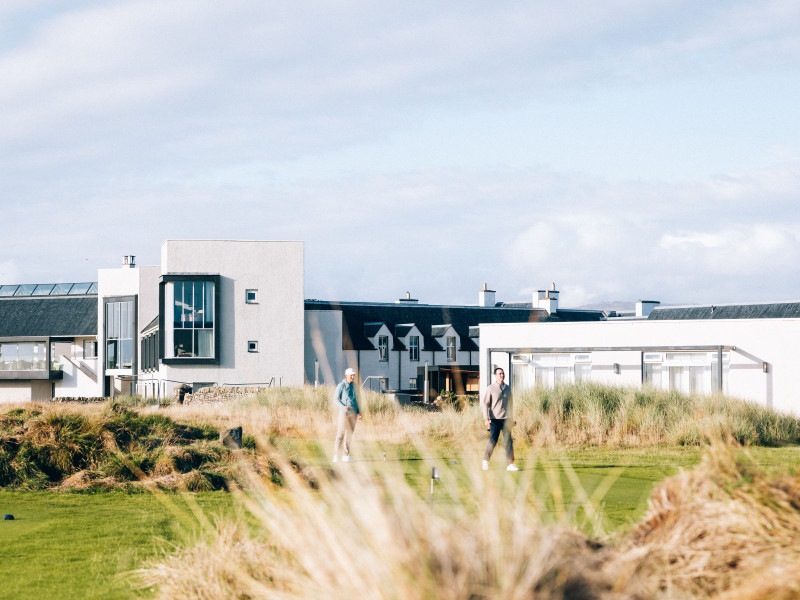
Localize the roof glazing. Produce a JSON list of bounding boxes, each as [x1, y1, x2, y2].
[[0, 282, 98, 297]]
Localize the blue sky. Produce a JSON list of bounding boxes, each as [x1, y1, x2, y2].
[[2, 1, 799, 307]]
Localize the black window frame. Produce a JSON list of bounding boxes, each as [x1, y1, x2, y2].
[[159, 274, 221, 366]]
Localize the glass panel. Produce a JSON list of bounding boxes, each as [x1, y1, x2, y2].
[[511, 362, 534, 391], [120, 302, 129, 340], [669, 366, 686, 393], [120, 339, 133, 369], [106, 341, 117, 370], [0, 343, 17, 370], [644, 363, 662, 388], [196, 330, 213, 357], [204, 282, 214, 328], [535, 367, 548, 388], [0, 285, 18, 297], [689, 366, 705, 394], [14, 284, 36, 296], [53, 283, 73, 295], [174, 330, 193, 357], [68, 282, 92, 295], [32, 284, 55, 295], [173, 282, 183, 328], [575, 363, 591, 382], [554, 367, 570, 386], [87, 282, 98, 294], [194, 281, 204, 327]]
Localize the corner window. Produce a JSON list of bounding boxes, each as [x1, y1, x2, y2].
[[162, 277, 219, 363], [446, 336, 456, 362], [378, 335, 389, 361], [248, 341, 258, 353], [0, 342, 47, 371], [106, 299, 134, 369], [246, 289, 258, 303], [409, 336, 419, 361]]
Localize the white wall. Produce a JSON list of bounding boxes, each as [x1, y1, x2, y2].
[[479, 319, 800, 414], [160, 240, 305, 390], [304, 310, 343, 385]]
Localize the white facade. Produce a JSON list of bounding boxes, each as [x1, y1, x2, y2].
[[99, 240, 305, 398], [479, 318, 800, 414]]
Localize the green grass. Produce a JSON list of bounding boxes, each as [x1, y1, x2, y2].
[[0, 490, 235, 600]]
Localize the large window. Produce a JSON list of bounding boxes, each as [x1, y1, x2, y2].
[[409, 336, 419, 361], [446, 337, 456, 362], [165, 280, 215, 359], [106, 300, 134, 369], [378, 335, 389, 361], [647, 352, 728, 395], [0, 342, 47, 371]]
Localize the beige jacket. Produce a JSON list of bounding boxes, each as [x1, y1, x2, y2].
[[481, 382, 512, 420]]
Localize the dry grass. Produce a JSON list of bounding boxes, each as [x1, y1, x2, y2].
[[140, 439, 800, 600]]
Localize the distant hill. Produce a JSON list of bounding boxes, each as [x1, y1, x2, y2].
[[571, 301, 636, 314]]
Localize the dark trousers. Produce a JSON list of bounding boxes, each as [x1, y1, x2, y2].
[[484, 418, 514, 463]]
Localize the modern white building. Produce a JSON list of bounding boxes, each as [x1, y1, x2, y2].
[[0, 283, 99, 401], [102, 240, 305, 398], [480, 301, 800, 414], [0, 240, 305, 403]]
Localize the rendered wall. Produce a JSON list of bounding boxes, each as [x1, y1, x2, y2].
[[160, 240, 305, 390], [304, 310, 343, 385]]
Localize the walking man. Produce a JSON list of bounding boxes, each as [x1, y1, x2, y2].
[[481, 367, 518, 471], [333, 367, 361, 462]]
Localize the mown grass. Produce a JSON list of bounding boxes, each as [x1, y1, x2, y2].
[[0, 489, 234, 600]]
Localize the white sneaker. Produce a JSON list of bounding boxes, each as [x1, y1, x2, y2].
[[332, 456, 339, 463], [342, 456, 352, 462], [506, 464, 519, 472], [482, 460, 489, 471]]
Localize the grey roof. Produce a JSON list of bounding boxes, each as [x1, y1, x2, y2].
[[141, 315, 159, 334], [394, 324, 415, 338], [649, 302, 800, 320], [430, 325, 452, 337], [0, 296, 97, 337], [363, 322, 385, 338], [305, 300, 604, 352]]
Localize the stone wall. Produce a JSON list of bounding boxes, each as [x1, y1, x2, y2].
[[183, 386, 268, 405]]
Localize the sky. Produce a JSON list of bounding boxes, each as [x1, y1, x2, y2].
[[2, 0, 799, 308]]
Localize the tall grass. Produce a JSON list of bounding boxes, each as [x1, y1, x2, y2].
[[141, 439, 800, 600], [0, 403, 230, 490], [157, 382, 800, 450]]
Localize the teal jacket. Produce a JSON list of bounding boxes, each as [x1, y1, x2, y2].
[[333, 379, 360, 414]]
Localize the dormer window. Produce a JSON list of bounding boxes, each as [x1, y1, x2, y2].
[[378, 335, 389, 361], [409, 336, 419, 361], [446, 336, 456, 362]]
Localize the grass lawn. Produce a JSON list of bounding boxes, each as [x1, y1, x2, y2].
[[1, 444, 797, 599], [0, 490, 235, 600]]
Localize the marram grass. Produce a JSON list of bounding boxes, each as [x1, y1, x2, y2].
[[141, 439, 800, 600]]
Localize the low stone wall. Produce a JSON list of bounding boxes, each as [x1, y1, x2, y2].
[[183, 386, 268, 405]]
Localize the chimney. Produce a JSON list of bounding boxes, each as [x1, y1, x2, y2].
[[122, 255, 136, 269], [636, 300, 660, 317], [479, 283, 496, 307], [395, 291, 419, 304], [536, 283, 559, 314]]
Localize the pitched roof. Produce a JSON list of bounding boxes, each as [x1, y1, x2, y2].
[[305, 300, 604, 352], [0, 297, 97, 337], [649, 302, 800, 320]]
